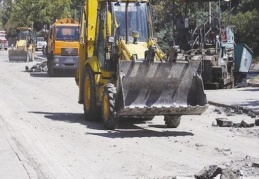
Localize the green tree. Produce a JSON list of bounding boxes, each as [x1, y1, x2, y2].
[[0, 0, 80, 35], [10, 0, 71, 31], [230, 0, 259, 55]]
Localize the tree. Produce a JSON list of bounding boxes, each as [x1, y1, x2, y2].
[[230, 0, 259, 56], [10, 0, 71, 31], [0, 0, 77, 35]]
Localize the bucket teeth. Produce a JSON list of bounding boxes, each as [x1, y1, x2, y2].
[[116, 60, 208, 116]]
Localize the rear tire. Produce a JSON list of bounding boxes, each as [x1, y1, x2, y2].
[[83, 66, 101, 121], [164, 115, 181, 128], [102, 83, 119, 130]]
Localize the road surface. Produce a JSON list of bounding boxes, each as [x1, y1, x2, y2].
[[0, 50, 258, 179]]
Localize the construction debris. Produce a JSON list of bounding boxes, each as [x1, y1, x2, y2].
[[25, 60, 47, 72], [216, 118, 233, 127], [195, 165, 242, 179], [195, 165, 222, 179], [215, 118, 257, 128], [252, 162, 259, 168]]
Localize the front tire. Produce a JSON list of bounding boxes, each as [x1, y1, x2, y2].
[[164, 115, 181, 128], [83, 66, 101, 121], [102, 83, 119, 130], [47, 53, 55, 77]]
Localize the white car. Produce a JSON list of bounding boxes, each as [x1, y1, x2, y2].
[[0, 33, 8, 50], [36, 37, 47, 51]]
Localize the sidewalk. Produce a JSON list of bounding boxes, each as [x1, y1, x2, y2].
[[206, 87, 259, 113]]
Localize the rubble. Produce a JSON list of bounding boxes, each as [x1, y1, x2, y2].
[[221, 168, 240, 179], [215, 118, 233, 127], [194, 165, 222, 179], [195, 165, 242, 179], [215, 118, 258, 128], [25, 60, 47, 72], [252, 161, 259, 168], [240, 120, 255, 128]]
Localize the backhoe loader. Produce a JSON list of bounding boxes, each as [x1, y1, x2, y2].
[[76, 0, 208, 130], [8, 26, 36, 62]]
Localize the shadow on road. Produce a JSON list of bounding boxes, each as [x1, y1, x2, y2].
[[29, 111, 194, 138], [29, 72, 49, 78], [87, 129, 193, 138], [28, 72, 75, 78], [29, 111, 103, 130]]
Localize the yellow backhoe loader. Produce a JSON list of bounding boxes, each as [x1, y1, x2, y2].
[[76, 0, 208, 129], [8, 26, 36, 62]]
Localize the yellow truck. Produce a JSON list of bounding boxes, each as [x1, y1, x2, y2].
[[46, 18, 79, 76], [76, 0, 208, 129]]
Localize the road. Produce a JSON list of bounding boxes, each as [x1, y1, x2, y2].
[[0, 50, 258, 179]]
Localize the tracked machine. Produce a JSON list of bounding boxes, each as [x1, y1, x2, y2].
[[174, 0, 253, 89], [8, 26, 36, 62], [76, 0, 208, 129]]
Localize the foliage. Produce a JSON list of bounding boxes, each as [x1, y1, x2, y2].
[[0, 0, 258, 55], [152, 0, 259, 56], [0, 0, 81, 36]]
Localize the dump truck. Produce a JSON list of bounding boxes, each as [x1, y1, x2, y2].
[[75, 0, 208, 130], [174, 0, 253, 89], [8, 26, 36, 62], [46, 18, 79, 76]]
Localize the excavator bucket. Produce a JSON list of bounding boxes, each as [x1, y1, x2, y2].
[[116, 57, 208, 116], [8, 49, 28, 62]]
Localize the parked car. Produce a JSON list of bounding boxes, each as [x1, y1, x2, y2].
[[0, 31, 8, 50], [36, 37, 47, 51]]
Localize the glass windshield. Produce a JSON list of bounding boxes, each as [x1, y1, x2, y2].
[[112, 2, 149, 42], [18, 31, 28, 40], [55, 26, 79, 41], [37, 37, 44, 42]]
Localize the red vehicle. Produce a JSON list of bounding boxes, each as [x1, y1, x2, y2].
[[0, 31, 8, 50]]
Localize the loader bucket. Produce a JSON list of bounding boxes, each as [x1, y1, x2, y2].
[[116, 58, 208, 116], [8, 49, 28, 62]]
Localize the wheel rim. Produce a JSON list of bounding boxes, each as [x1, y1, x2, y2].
[[102, 94, 110, 121], [84, 77, 91, 111]]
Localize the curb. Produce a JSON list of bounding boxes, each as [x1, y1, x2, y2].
[[34, 56, 46, 61], [208, 101, 259, 116], [248, 82, 259, 87]]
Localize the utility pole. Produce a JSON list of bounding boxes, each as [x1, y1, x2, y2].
[[209, 2, 212, 25]]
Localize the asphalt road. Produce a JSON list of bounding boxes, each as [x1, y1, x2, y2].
[[0, 50, 258, 179]]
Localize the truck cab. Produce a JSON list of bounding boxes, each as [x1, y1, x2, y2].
[[46, 18, 79, 76]]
